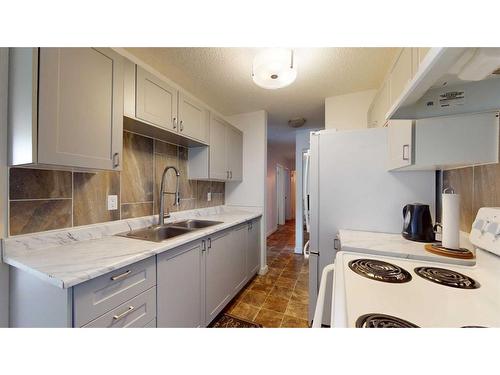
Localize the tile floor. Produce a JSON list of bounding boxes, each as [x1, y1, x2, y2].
[[222, 220, 310, 328]]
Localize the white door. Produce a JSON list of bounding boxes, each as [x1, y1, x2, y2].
[[37, 48, 123, 170], [276, 164, 286, 226], [284, 168, 292, 220]]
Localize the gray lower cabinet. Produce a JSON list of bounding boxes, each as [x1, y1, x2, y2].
[[9, 218, 262, 328], [83, 287, 156, 328], [205, 230, 233, 324], [229, 224, 248, 294], [73, 256, 156, 327], [247, 219, 261, 277], [157, 240, 204, 328]]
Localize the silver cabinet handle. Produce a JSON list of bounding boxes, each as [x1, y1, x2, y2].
[[202, 239, 206, 252], [180, 120, 184, 131], [230, 171, 233, 179], [173, 117, 177, 130], [113, 306, 134, 321], [226, 171, 230, 179], [208, 238, 212, 249], [113, 152, 120, 168], [402, 144, 410, 161], [110, 269, 131, 281]]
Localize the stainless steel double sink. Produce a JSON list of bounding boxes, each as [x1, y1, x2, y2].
[[117, 220, 223, 243]]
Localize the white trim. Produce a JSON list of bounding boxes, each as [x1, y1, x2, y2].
[[258, 265, 268, 276], [266, 226, 278, 237]]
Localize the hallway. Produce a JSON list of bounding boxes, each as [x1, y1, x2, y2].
[[222, 220, 309, 327]]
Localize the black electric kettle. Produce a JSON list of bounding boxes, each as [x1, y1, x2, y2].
[[402, 203, 434, 242]]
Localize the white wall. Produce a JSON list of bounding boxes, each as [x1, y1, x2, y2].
[[0, 48, 9, 327], [325, 89, 376, 130], [225, 110, 268, 274], [266, 142, 294, 236]]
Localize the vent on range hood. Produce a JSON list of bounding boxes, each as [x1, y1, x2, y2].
[[390, 48, 500, 120]]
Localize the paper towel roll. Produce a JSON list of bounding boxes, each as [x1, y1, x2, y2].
[[442, 192, 460, 249]]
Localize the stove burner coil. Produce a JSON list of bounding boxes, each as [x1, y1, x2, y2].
[[348, 259, 412, 283], [414, 267, 480, 289], [356, 313, 419, 328]]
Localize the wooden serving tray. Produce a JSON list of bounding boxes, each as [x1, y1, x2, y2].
[[424, 244, 475, 259]]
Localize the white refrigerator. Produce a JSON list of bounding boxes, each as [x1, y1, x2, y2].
[[307, 128, 435, 325]]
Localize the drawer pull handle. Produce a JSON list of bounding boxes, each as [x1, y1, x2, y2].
[[113, 306, 134, 321], [110, 269, 131, 281]]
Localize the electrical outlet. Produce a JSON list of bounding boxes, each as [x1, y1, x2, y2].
[[107, 195, 118, 210], [207, 192, 212, 202]]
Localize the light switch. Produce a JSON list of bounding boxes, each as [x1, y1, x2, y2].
[[107, 195, 118, 210], [207, 192, 212, 202]]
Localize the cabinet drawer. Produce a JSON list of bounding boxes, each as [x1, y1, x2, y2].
[[74, 257, 156, 327], [144, 318, 157, 328], [83, 287, 156, 328]]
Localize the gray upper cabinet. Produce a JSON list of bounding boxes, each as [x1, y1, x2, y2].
[[123, 61, 209, 147], [178, 92, 209, 143], [157, 240, 204, 328], [247, 219, 261, 277], [136, 66, 178, 131], [205, 230, 232, 323], [188, 113, 243, 182], [226, 124, 243, 181], [209, 114, 229, 180], [9, 48, 124, 170]]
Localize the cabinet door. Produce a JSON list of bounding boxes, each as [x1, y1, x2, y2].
[[228, 224, 247, 294], [178, 92, 209, 143], [368, 80, 390, 128], [389, 48, 413, 106], [225, 125, 243, 181], [136, 66, 178, 131], [157, 241, 203, 328], [387, 120, 413, 170], [38, 48, 123, 170], [209, 115, 228, 180], [247, 219, 261, 277], [205, 231, 232, 323]]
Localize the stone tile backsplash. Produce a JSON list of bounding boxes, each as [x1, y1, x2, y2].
[[442, 162, 500, 232], [9, 131, 225, 235]]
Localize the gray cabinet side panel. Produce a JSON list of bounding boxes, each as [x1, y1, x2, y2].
[[9, 268, 72, 327]]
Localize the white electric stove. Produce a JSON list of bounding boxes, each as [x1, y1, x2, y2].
[[313, 207, 500, 328]]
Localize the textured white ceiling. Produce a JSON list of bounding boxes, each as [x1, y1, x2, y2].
[[125, 47, 397, 144]]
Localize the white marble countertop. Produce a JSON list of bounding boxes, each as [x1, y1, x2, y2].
[[338, 229, 475, 266], [1, 206, 262, 289]]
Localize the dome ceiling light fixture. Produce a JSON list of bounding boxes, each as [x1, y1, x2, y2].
[[252, 48, 297, 89], [288, 117, 306, 128]]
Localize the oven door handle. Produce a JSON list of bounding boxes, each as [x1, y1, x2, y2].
[[312, 263, 335, 328]]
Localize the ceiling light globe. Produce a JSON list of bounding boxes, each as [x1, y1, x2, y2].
[[252, 48, 297, 89]]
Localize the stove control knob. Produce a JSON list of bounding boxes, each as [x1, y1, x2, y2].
[[480, 220, 491, 235]]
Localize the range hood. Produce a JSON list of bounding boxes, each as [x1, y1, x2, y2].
[[389, 48, 500, 120]]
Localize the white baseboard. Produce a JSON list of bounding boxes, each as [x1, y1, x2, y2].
[[258, 265, 268, 275], [266, 226, 278, 237]]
